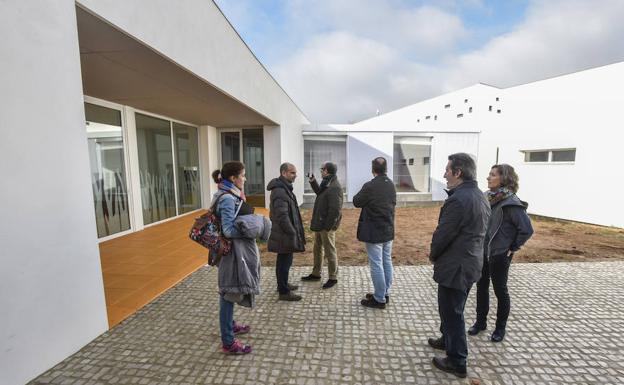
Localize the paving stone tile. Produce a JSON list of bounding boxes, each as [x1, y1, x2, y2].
[[29, 262, 624, 385]]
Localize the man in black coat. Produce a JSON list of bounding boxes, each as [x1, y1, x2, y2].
[[427, 153, 491, 378], [301, 162, 343, 289], [267, 162, 306, 301], [353, 157, 396, 309]]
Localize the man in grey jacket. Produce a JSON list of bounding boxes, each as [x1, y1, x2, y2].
[[427, 153, 491, 378]]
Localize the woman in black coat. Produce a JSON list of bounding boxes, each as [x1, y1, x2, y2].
[[468, 164, 533, 342]]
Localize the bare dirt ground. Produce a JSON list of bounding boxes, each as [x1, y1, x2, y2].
[[258, 206, 624, 266]]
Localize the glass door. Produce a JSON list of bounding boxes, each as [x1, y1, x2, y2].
[[85, 102, 131, 238], [136, 113, 176, 225], [173, 123, 201, 214], [219, 129, 265, 206]]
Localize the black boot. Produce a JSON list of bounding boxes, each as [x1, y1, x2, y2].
[[431, 357, 467, 378], [468, 322, 487, 336]]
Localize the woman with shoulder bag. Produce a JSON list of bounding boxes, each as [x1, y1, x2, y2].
[[211, 161, 255, 354], [468, 164, 534, 342]]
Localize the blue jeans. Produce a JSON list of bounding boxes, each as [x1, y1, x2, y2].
[[365, 241, 393, 303], [219, 295, 234, 346]]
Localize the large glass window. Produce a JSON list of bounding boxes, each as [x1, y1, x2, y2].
[[173, 123, 201, 214], [136, 113, 176, 225], [304, 136, 347, 193], [221, 132, 240, 162], [243, 129, 265, 206], [85, 102, 131, 238], [219, 129, 265, 206], [393, 136, 431, 192]]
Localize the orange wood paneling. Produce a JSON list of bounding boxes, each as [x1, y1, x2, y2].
[[100, 207, 269, 328]]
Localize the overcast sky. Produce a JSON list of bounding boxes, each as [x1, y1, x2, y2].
[[214, 0, 624, 123]]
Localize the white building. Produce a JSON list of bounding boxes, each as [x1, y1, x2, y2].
[[303, 62, 624, 228], [1, 1, 307, 384]]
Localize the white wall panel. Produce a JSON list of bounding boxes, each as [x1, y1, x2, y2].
[[0, 1, 108, 384]]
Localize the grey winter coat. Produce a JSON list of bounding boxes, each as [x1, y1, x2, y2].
[[267, 177, 306, 253], [485, 194, 534, 259], [430, 180, 491, 292], [309, 174, 343, 231], [219, 214, 271, 308]]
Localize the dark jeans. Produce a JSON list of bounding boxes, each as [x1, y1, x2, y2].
[[475, 253, 513, 330], [276, 253, 293, 294], [438, 284, 470, 367]]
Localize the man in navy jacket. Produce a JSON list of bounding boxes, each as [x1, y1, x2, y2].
[[427, 153, 491, 378]]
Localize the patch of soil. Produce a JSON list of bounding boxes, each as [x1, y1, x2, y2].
[[258, 206, 624, 266]]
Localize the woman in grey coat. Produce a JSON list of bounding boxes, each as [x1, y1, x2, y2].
[[468, 164, 534, 342], [211, 161, 256, 355]]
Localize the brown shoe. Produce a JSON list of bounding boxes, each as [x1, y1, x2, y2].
[[276, 283, 299, 292], [278, 293, 302, 301]]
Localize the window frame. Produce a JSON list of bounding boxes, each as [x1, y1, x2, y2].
[[521, 148, 576, 164]]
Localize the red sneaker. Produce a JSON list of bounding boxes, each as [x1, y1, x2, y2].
[[233, 321, 251, 335], [222, 339, 252, 355]]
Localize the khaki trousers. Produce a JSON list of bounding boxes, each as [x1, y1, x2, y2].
[[312, 230, 338, 279]]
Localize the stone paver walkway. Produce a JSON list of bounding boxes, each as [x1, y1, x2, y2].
[[31, 262, 624, 385]]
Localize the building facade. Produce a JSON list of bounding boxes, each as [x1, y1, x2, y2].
[[1, 1, 307, 384], [303, 62, 624, 228]]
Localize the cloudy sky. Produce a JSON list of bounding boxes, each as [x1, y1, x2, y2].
[[214, 0, 624, 123]]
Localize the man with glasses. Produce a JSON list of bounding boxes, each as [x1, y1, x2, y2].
[[301, 162, 343, 289]]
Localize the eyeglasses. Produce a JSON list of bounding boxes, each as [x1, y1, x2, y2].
[[320, 168, 325, 171]]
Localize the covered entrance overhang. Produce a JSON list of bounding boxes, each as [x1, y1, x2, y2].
[[76, 6, 277, 128]]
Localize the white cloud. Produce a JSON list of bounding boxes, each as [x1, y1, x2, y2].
[[270, 0, 624, 123]]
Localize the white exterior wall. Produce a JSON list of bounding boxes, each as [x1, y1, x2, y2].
[[430, 133, 481, 200], [77, 0, 309, 204], [478, 62, 624, 227], [0, 2, 109, 384], [346, 133, 394, 201]]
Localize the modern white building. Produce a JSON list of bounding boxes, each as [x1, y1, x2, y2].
[[303, 62, 624, 228], [1, 1, 307, 384]]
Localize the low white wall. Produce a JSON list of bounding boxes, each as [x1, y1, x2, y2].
[[346, 133, 394, 201], [430, 133, 481, 201], [0, 2, 108, 384]]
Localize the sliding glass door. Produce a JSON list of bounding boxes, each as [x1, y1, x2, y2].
[[85, 102, 131, 238]]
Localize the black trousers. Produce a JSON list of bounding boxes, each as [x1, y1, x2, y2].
[[276, 253, 293, 294], [438, 284, 470, 367], [475, 253, 513, 330]]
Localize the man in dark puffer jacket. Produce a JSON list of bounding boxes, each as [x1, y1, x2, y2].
[[267, 162, 306, 301], [301, 161, 343, 289]]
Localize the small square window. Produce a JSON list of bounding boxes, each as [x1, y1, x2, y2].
[[464, 99, 468, 103], [417, 119, 420, 123], [489, 106, 492, 111], [496, 97, 499, 101], [497, 109, 501, 113], [469, 107, 473, 113], [444, 104, 450, 108], [426, 116, 430, 120], [408, 158, 414, 165], [423, 156, 430, 165], [457, 113, 463, 118], [434, 115, 437, 120]]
